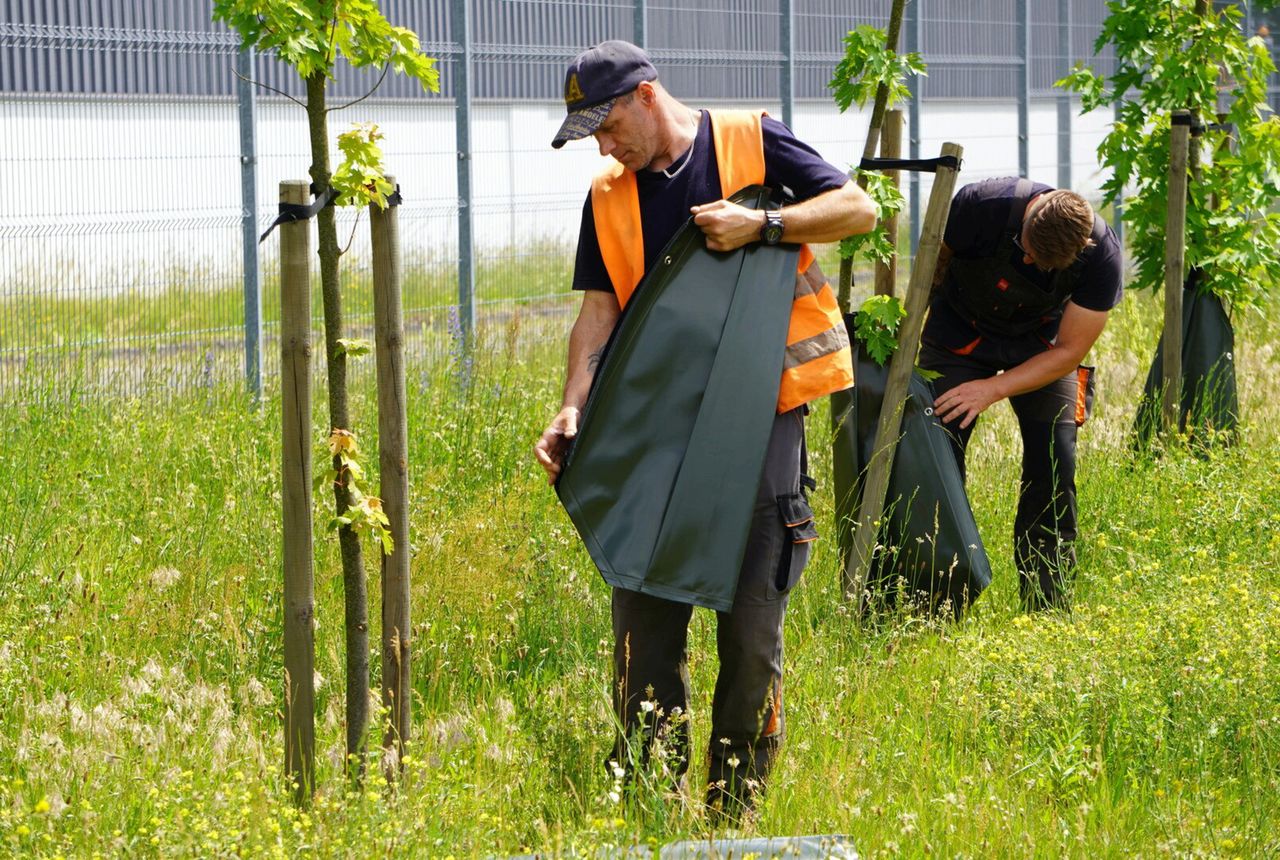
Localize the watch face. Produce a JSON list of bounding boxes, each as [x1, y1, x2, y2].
[[763, 212, 784, 245]]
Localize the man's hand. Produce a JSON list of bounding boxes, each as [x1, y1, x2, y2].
[[934, 377, 1003, 430], [533, 406, 582, 485], [690, 199, 764, 252]]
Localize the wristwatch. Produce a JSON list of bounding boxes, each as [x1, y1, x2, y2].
[[760, 209, 785, 246]]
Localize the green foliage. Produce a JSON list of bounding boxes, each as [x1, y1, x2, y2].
[[852, 294, 907, 365], [3, 297, 1280, 853], [1058, 0, 1280, 308], [830, 24, 923, 269], [829, 25, 926, 114], [212, 0, 439, 92], [213, 0, 440, 209], [332, 124, 395, 208], [317, 428, 393, 554], [335, 337, 372, 357], [839, 169, 906, 265]]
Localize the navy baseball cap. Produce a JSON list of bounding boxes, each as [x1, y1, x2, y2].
[[551, 40, 658, 149]]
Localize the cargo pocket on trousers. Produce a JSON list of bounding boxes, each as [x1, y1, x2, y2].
[[1074, 365, 1096, 427], [771, 492, 817, 599]]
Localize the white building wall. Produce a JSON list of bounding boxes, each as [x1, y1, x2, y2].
[[0, 96, 1116, 297]]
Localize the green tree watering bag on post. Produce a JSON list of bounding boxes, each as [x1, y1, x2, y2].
[[556, 187, 797, 612], [833, 334, 992, 617], [1133, 269, 1239, 450]]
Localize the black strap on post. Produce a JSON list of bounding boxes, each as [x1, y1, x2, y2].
[[1171, 112, 1195, 127], [858, 155, 962, 174], [259, 185, 339, 243], [386, 184, 403, 208]]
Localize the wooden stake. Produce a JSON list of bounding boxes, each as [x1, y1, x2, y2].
[[1163, 112, 1191, 434], [371, 178, 412, 772], [844, 143, 963, 605], [874, 109, 904, 297], [279, 179, 316, 803]]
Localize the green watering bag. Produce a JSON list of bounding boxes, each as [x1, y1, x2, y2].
[[833, 334, 992, 617], [1133, 269, 1239, 450], [556, 187, 798, 612]]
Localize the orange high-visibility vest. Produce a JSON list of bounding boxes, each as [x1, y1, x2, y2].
[[590, 109, 853, 413]]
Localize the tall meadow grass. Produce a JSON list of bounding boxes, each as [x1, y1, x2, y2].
[[0, 290, 1277, 857]]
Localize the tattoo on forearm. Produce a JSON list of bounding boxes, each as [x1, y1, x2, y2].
[[587, 348, 604, 375]]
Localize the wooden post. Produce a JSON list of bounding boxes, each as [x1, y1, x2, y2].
[[280, 179, 316, 802], [1163, 112, 1191, 433], [874, 109, 904, 297], [844, 143, 964, 605], [836, 0, 906, 314], [370, 178, 412, 771]]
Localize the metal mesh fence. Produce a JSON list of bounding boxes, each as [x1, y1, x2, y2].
[[0, 0, 1191, 400]]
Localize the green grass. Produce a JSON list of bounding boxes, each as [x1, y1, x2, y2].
[[0, 291, 1278, 857], [0, 240, 576, 351]]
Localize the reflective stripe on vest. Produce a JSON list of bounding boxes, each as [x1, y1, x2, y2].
[[590, 109, 853, 412]]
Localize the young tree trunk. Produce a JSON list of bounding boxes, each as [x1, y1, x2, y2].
[[836, 0, 907, 316], [306, 72, 370, 780]]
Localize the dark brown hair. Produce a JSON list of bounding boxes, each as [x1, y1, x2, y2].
[[1024, 190, 1095, 270]]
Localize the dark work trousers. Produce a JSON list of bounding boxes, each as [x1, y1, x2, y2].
[[611, 407, 809, 814], [919, 341, 1085, 611]]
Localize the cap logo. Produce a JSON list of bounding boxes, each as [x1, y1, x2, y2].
[[565, 73, 585, 104]]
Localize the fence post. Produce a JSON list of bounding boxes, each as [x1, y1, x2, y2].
[[1017, 0, 1030, 179], [1057, 0, 1072, 190], [780, 0, 794, 129], [845, 143, 963, 605], [452, 0, 476, 342], [371, 177, 412, 771], [1163, 111, 1191, 434], [634, 0, 648, 48], [238, 46, 262, 402], [874, 109, 903, 297], [279, 179, 316, 803], [907, 0, 922, 253]]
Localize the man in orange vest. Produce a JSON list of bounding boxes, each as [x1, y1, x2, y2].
[[534, 39, 874, 820]]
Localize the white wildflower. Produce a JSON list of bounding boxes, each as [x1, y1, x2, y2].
[[149, 566, 182, 591]]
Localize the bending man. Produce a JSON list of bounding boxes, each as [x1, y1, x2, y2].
[[923, 177, 1123, 611]]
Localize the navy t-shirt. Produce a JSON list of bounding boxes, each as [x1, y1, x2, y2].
[[942, 176, 1124, 312], [572, 113, 849, 292]]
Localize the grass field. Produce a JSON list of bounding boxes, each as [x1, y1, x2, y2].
[[0, 287, 1277, 858], [0, 241, 578, 352]]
